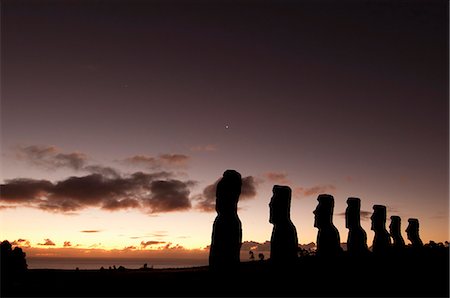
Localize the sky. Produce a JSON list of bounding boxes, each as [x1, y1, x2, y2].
[[1, 0, 448, 258]]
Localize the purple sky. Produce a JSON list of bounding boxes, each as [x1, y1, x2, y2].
[[1, 0, 448, 249]]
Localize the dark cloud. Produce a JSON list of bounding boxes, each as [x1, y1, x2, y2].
[[63, 241, 72, 247], [195, 175, 259, 212], [144, 180, 194, 213], [0, 171, 196, 214], [140, 241, 166, 249], [241, 176, 258, 198], [38, 239, 55, 246], [123, 246, 137, 250], [293, 185, 337, 198], [16, 145, 87, 170], [262, 172, 290, 184], [81, 230, 101, 233], [0, 179, 53, 202], [337, 210, 372, 221], [124, 154, 190, 169]]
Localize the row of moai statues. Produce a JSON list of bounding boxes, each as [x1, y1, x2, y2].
[[316, 195, 423, 257], [209, 170, 424, 270]]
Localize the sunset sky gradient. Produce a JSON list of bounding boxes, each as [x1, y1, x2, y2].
[[1, 0, 448, 258]]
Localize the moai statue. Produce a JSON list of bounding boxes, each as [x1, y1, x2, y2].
[[313, 194, 342, 256], [345, 197, 369, 255], [209, 170, 243, 271], [406, 218, 423, 248], [389, 216, 405, 249], [269, 185, 299, 266], [370, 205, 392, 254]]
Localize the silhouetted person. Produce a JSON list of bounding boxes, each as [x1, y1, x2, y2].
[[345, 197, 369, 255], [371, 205, 391, 254], [406, 218, 423, 248], [249, 251, 255, 261], [313, 194, 342, 256], [269, 185, 298, 266], [389, 216, 405, 249], [209, 170, 242, 271]]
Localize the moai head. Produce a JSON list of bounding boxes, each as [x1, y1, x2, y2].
[[389, 216, 402, 235], [269, 185, 292, 224], [314, 194, 335, 228], [346, 197, 361, 229], [215, 170, 242, 215], [406, 218, 423, 247], [371, 205, 387, 231]]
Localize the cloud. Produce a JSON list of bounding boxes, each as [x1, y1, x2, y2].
[[11, 239, 31, 247], [149, 231, 168, 237], [190, 144, 217, 152], [195, 175, 259, 212], [0, 205, 17, 210], [159, 154, 189, 166], [262, 172, 290, 184], [123, 246, 137, 250], [124, 154, 190, 169], [161, 243, 185, 250], [144, 180, 194, 213], [81, 230, 101, 233], [241, 241, 271, 252], [293, 184, 336, 198], [83, 165, 120, 178], [64, 241, 72, 247], [0, 179, 53, 202], [241, 176, 258, 199], [140, 241, 166, 249], [38, 239, 55, 246], [14, 145, 121, 178], [16, 145, 87, 170], [0, 171, 197, 214], [337, 210, 372, 221]]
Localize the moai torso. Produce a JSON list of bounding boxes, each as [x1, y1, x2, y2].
[[314, 194, 342, 257], [406, 218, 423, 248], [389, 216, 405, 249], [346, 197, 369, 255], [371, 205, 392, 254], [209, 170, 243, 271], [270, 185, 299, 265]]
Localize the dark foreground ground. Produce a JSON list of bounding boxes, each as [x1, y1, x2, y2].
[[2, 249, 449, 297]]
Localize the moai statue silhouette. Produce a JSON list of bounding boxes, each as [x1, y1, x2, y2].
[[389, 216, 405, 249], [269, 185, 299, 266], [345, 197, 369, 255], [406, 218, 423, 248], [313, 194, 342, 256], [209, 170, 242, 271], [370, 205, 392, 254]]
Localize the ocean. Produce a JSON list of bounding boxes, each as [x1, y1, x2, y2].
[[27, 257, 208, 270]]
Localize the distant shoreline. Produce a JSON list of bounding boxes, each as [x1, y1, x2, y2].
[[26, 256, 209, 270]]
